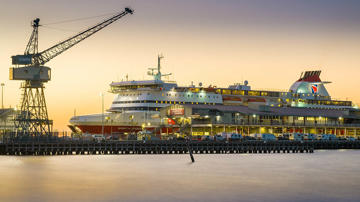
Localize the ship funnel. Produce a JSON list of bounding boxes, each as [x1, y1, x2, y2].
[[289, 70, 330, 97]]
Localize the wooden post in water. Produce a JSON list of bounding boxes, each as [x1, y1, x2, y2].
[[187, 138, 195, 163]]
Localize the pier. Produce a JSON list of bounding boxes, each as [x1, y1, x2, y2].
[[0, 140, 359, 156]]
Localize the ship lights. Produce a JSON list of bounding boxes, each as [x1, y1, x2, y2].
[[216, 115, 221, 121]]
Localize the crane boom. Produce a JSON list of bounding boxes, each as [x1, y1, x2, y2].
[[33, 7, 133, 65], [10, 7, 134, 137]]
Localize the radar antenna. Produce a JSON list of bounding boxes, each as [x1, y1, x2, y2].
[[147, 54, 171, 81]]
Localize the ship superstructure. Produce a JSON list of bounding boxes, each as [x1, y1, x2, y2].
[[69, 56, 357, 135]]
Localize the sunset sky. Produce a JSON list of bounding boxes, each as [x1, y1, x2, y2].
[[1, 0, 360, 131]]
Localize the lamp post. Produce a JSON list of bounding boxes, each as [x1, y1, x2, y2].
[[1, 83, 4, 109], [100, 92, 104, 135]]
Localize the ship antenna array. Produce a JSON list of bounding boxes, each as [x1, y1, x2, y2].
[[10, 7, 134, 137], [147, 54, 172, 81]]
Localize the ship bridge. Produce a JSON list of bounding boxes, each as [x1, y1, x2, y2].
[[110, 55, 176, 93], [110, 80, 177, 93]]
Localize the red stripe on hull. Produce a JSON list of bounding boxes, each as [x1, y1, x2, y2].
[[75, 125, 180, 135], [76, 125, 142, 134], [247, 98, 266, 102], [223, 96, 242, 101]]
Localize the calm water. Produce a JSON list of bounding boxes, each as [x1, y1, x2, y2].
[[0, 150, 359, 202]]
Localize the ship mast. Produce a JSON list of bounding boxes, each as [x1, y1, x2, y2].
[[148, 55, 171, 81]]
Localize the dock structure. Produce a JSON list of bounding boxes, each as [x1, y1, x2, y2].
[[0, 140, 359, 156]]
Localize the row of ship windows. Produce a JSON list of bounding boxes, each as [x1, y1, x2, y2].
[[162, 93, 219, 99], [304, 99, 352, 106], [275, 98, 351, 107], [120, 93, 150, 97], [111, 107, 159, 111], [112, 100, 218, 105], [119, 93, 220, 99], [277, 98, 352, 106], [119, 91, 328, 100], [113, 99, 352, 108], [216, 89, 331, 99]]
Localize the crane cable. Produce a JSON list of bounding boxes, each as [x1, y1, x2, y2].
[[42, 11, 118, 26], [41, 25, 78, 32]]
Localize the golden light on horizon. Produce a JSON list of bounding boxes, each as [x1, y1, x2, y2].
[[0, 0, 360, 131]]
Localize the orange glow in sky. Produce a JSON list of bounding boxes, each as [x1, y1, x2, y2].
[[0, 0, 359, 131]]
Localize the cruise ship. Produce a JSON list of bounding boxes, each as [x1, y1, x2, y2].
[[69, 55, 359, 136]]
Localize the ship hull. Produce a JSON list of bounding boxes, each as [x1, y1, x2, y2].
[[74, 124, 178, 135]]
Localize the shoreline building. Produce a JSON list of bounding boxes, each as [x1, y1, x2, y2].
[[158, 104, 360, 138], [0, 108, 16, 139]]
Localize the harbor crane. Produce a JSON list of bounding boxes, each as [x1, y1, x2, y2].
[[10, 7, 134, 136]]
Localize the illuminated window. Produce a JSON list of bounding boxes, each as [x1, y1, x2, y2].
[[192, 88, 200, 93], [232, 90, 244, 95], [222, 89, 231, 94], [248, 91, 260, 96]]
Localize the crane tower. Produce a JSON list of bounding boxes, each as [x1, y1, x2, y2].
[[10, 7, 133, 137]]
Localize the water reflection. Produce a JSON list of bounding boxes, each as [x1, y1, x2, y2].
[[0, 151, 359, 202]]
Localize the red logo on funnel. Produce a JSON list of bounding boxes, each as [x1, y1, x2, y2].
[[311, 84, 318, 94]]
